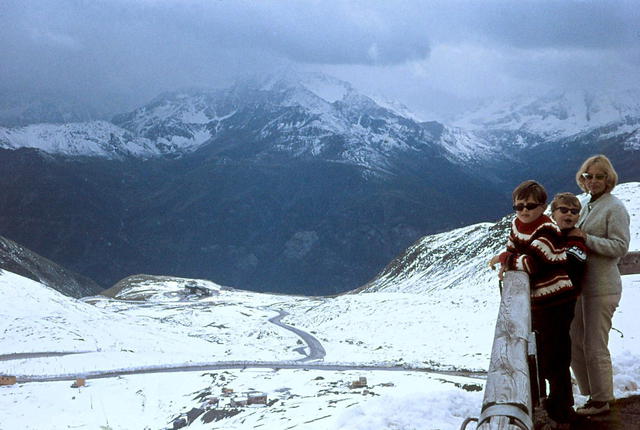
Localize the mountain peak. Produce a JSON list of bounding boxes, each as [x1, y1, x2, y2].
[[241, 70, 354, 104], [454, 88, 640, 139]]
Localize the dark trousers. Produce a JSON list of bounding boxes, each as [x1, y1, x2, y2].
[[532, 299, 577, 423]]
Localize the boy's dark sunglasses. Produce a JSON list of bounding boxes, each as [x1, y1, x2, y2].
[[513, 203, 543, 212], [554, 207, 580, 215], [581, 173, 607, 181]]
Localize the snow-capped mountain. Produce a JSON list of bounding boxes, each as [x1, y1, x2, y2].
[[110, 72, 455, 171], [110, 89, 230, 156], [1, 73, 639, 296], [0, 121, 160, 158], [0, 111, 502, 296], [2, 76, 640, 168], [0, 73, 489, 166], [454, 89, 640, 141], [361, 182, 640, 294], [257, 70, 354, 104]]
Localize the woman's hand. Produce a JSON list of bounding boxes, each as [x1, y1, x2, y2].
[[568, 228, 586, 239]]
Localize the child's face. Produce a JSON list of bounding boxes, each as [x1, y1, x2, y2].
[[552, 205, 580, 230], [513, 197, 546, 224]]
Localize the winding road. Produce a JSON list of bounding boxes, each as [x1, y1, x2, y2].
[[1, 306, 483, 384], [268, 310, 326, 361]]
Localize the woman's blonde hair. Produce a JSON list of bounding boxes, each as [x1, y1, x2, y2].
[[576, 154, 618, 193]]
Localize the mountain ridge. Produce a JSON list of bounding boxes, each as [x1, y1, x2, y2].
[[0, 73, 638, 295], [2, 78, 639, 168]]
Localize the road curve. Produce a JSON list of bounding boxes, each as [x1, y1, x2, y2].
[[268, 310, 326, 361], [5, 307, 486, 385]]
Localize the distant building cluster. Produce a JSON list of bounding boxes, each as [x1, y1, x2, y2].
[[215, 387, 268, 408], [170, 386, 269, 429]]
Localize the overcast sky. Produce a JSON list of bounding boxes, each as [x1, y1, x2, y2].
[[2, 0, 639, 119]]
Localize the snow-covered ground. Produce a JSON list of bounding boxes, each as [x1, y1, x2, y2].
[[1, 183, 638, 430], [2, 272, 640, 429]]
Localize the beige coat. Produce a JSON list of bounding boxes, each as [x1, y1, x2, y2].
[[578, 192, 630, 296]]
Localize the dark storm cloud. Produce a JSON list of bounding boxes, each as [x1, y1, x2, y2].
[[0, 0, 431, 109], [431, 0, 639, 50], [0, 0, 638, 115]]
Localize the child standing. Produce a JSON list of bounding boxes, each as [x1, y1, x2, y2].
[[489, 180, 578, 428], [550, 192, 588, 294]]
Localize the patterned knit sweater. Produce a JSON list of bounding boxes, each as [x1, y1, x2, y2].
[[563, 229, 588, 295], [498, 214, 576, 309]]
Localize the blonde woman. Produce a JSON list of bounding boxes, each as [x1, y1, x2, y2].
[[570, 155, 630, 416]]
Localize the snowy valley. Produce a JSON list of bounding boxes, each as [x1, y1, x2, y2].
[[1, 183, 639, 430], [3, 2, 639, 428]]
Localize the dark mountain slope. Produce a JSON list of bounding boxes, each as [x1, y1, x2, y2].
[[0, 234, 101, 298], [0, 145, 503, 295]]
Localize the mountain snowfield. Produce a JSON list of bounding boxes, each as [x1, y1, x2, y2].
[[2, 73, 639, 167], [1, 183, 639, 429], [453, 89, 640, 141], [0, 120, 159, 158], [0, 72, 443, 169]]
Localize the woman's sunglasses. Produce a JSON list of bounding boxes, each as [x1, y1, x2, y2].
[[581, 173, 607, 181], [513, 203, 543, 212], [554, 207, 580, 215]]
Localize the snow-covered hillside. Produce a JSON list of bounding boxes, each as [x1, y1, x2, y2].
[[362, 182, 640, 294], [0, 269, 488, 429], [2, 266, 640, 429], [0, 272, 315, 378]]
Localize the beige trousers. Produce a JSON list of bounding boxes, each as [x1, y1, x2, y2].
[[570, 294, 621, 402]]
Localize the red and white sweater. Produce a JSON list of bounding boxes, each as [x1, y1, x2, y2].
[[499, 214, 576, 309]]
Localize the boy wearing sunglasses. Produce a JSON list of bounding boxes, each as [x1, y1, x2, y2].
[[551, 192, 588, 295], [489, 180, 578, 429]]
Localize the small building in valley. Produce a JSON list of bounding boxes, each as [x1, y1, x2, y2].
[[71, 378, 86, 388], [201, 396, 219, 409], [229, 396, 248, 407], [350, 377, 368, 389], [247, 391, 268, 405], [0, 375, 17, 386]]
